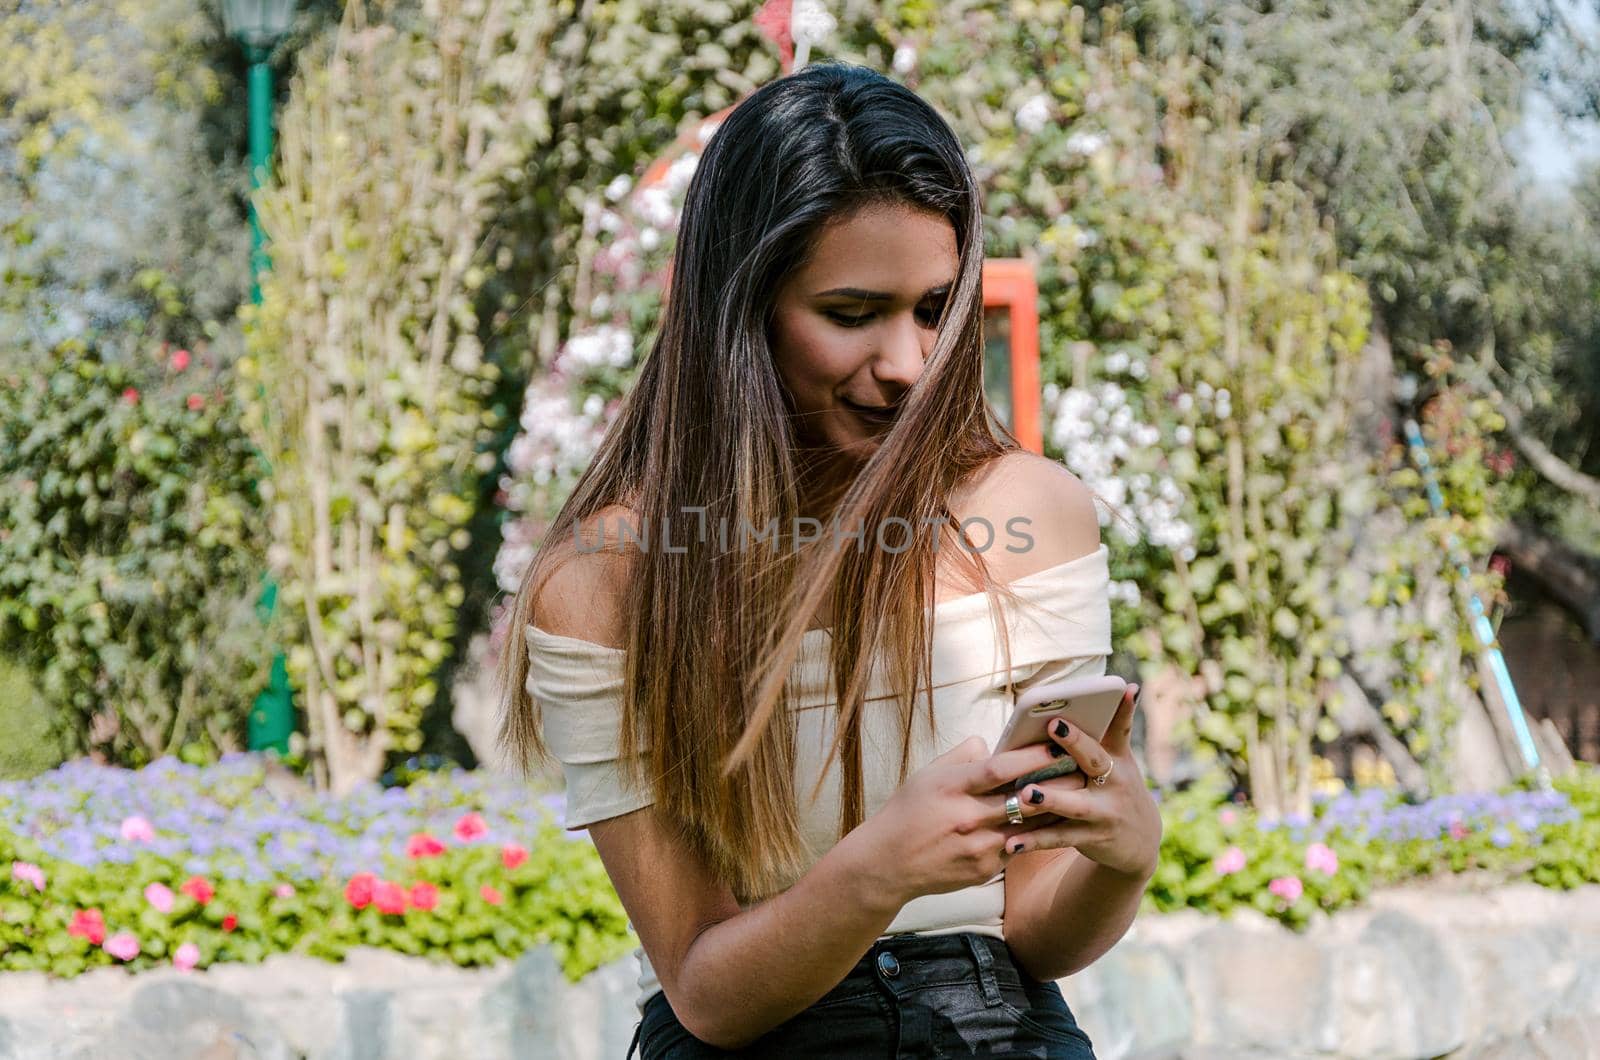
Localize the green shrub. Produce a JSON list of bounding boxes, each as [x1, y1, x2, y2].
[[0, 341, 271, 764]]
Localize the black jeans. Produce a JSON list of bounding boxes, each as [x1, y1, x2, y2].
[[626, 931, 1097, 1058]]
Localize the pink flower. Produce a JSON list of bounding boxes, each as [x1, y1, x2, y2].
[[1448, 820, 1470, 840], [373, 880, 408, 916], [186, 393, 205, 411], [1269, 875, 1304, 903], [121, 387, 140, 405], [1305, 842, 1339, 876], [345, 872, 377, 909], [1213, 846, 1247, 876], [104, 932, 140, 961], [406, 832, 446, 859], [120, 815, 155, 842], [1218, 807, 1238, 827], [11, 861, 45, 893], [172, 941, 200, 972], [170, 349, 191, 372], [480, 884, 504, 906], [501, 843, 528, 871], [408, 882, 439, 912], [453, 812, 489, 842], [144, 881, 175, 913], [180, 876, 215, 905], [68, 908, 106, 945], [273, 883, 296, 899]]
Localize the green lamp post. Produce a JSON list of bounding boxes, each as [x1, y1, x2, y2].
[[223, 0, 298, 754]]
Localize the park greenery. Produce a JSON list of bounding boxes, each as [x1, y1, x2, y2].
[[2, 0, 1599, 978]]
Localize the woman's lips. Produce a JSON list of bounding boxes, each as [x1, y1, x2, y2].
[[840, 396, 900, 425]]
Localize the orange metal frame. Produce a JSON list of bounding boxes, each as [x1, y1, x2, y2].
[[982, 258, 1042, 454]]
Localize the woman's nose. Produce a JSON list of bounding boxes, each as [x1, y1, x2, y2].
[[872, 311, 927, 388]]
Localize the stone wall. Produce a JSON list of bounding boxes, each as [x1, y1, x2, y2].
[[2, 879, 1595, 1059]]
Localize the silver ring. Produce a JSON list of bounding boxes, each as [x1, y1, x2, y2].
[[1004, 792, 1025, 825], [1091, 760, 1115, 786]]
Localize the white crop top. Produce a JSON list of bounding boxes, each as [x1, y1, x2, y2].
[[524, 543, 1113, 1015]]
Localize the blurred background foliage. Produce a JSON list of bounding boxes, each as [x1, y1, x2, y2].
[[1, 0, 1597, 812]]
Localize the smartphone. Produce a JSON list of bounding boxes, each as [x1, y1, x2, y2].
[[995, 674, 1128, 790]]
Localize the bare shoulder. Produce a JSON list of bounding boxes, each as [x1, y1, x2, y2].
[[527, 503, 642, 650], [949, 450, 1101, 582]]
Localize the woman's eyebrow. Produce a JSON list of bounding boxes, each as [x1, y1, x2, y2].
[[813, 282, 953, 301]]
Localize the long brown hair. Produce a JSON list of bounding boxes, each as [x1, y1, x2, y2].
[[496, 61, 1034, 902]]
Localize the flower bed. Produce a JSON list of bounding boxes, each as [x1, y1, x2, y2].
[[0, 754, 627, 979], [3, 755, 1596, 983], [1146, 764, 1600, 928]]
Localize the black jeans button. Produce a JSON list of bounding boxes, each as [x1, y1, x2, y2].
[[877, 951, 900, 977]]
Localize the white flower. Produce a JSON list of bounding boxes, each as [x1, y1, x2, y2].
[[1176, 393, 1194, 414], [663, 153, 700, 197], [582, 393, 603, 418], [1015, 93, 1052, 134], [1174, 425, 1194, 445], [589, 293, 611, 317], [792, 0, 837, 48], [562, 325, 635, 372], [892, 43, 917, 75], [605, 174, 632, 202], [639, 227, 661, 252], [1103, 350, 1129, 374], [1065, 130, 1107, 156], [1074, 227, 1099, 249], [636, 186, 677, 229]]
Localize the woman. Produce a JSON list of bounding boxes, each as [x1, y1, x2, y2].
[[497, 61, 1161, 1058]]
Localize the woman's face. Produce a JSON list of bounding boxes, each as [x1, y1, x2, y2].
[[769, 201, 959, 457]]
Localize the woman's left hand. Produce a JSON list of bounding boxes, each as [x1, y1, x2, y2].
[[1011, 683, 1162, 881]]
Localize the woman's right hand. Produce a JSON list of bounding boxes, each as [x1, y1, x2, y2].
[[846, 734, 1064, 907]]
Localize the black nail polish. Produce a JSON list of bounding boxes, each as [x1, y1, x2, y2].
[[1011, 841, 1025, 853], [1028, 788, 1045, 804], [1053, 719, 1069, 739], [1049, 743, 1067, 758]]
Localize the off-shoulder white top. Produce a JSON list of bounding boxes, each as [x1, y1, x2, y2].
[[524, 543, 1113, 1015]]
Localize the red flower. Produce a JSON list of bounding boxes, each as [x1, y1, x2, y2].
[[480, 884, 504, 906], [453, 812, 488, 842], [68, 908, 107, 945], [1449, 820, 1470, 840], [406, 832, 446, 859], [408, 882, 439, 912], [180, 876, 215, 905], [170, 349, 191, 372], [373, 880, 408, 915], [221, 913, 238, 933], [121, 387, 140, 405], [186, 393, 205, 411], [501, 843, 528, 871], [345, 872, 377, 909]]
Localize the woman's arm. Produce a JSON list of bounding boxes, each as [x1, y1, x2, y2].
[[589, 808, 905, 1050], [1001, 846, 1152, 982]]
